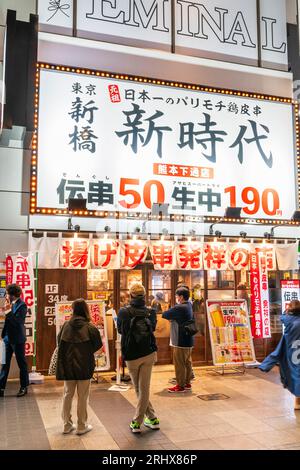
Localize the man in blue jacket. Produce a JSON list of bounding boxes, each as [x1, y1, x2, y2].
[[162, 286, 194, 393], [0, 284, 29, 397]]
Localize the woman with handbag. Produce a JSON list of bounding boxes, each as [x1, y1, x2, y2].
[[56, 299, 102, 435]]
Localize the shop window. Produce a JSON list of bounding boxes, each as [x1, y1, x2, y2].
[[148, 270, 171, 312], [269, 287, 282, 333], [87, 269, 114, 311], [207, 270, 234, 289], [120, 269, 143, 307], [207, 270, 217, 288], [177, 271, 204, 290], [219, 271, 235, 288]]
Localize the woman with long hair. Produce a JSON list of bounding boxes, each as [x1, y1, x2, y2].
[[56, 299, 102, 435]]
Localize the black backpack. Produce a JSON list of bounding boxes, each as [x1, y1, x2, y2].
[[124, 307, 153, 350]]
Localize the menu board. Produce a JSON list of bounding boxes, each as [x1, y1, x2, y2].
[[55, 300, 110, 371], [206, 299, 256, 366]]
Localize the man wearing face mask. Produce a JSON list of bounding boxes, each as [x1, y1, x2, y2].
[[0, 284, 29, 397]]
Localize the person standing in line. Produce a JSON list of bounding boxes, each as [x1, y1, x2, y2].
[[56, 298, 102, 435], [0, 284, 29, 397], [162, 286, 194, 393], [259, 300, 300, 410], [117, 283, 159, 434]]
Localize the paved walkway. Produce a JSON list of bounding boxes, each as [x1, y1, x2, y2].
[[1, 366, 300, 450]]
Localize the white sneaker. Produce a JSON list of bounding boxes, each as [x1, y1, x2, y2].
[[76, 424, 93, 435], [63, 424, 76, 434]]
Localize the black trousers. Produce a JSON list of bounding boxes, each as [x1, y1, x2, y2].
[[0, 342, 29, 389]]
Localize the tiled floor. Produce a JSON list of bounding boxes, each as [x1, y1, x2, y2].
[[1, 366, 300, 450]]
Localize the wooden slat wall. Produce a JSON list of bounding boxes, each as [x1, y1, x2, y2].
[[36, 269, 87, 372]]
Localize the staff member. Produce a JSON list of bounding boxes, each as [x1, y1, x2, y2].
[[0, 284, 29, 397]]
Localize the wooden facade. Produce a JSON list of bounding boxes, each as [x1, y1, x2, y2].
[[35, 265, 284, 374]]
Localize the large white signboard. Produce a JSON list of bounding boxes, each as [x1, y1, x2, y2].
[[33, 64, 297, 220], [38, 0, 288, 69]]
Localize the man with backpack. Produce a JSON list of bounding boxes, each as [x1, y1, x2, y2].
[[162, 286, 195, 393], [117, 283, 159, 433]]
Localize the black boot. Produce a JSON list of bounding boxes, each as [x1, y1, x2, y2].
[[0, 389, 4, 397], [16, 387, 27, 397]]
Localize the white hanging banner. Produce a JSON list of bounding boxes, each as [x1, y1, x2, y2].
[[120, 239, 148, 269], [149, 240, 177, 270], [176, 241, 203, 270], [6, 255, 36, 356], [91, 239, 120, 269], [203, 242, 229, 270], [29, 236, 60, 269], [59, 238, 91, 269], [275, 243, 299, 271], [228, 243, 251, 270]]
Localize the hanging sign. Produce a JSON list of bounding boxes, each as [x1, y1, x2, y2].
[[91, 239, 120, 269], [206, 299, 256, 365], [228, 243, 251, 270], [120, 239, 148, 269], [176, 241, 203, 270], [203, 242, 229, 271], [60, 238, 90, 269], [55, 300, 110, 370], [149, 240, 177, 270]]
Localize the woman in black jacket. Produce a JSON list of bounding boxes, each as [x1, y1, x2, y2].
[[56, 299, 102, 435]]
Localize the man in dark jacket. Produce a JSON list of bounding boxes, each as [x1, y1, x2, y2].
[[117, 283, 159, 433], [56, 299, 102, 435], [162, 286, 194, 393], [0, 284, 29, 397]]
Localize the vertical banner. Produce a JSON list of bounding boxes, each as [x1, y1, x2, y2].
[[5, 256, 13, 285], [6, 255, 36, 356], [206, 299, 256, 365], [250, 252, 271, 339], [281, 280, 300, 312], [250, 252, 262, 339], [55, 300, 110, 371], [0, 264, 7, 320], [260, 255, 271, 338]]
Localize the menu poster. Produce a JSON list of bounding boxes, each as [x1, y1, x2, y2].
[[206, 300, 256, 366], [55, 300, 110, 371], [280, 280, 300, 312]]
